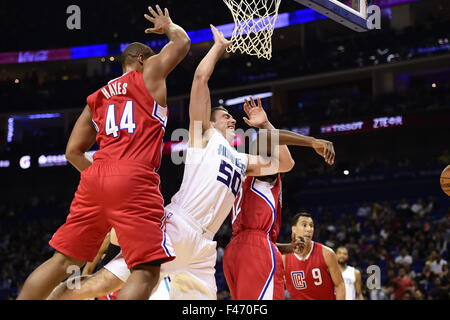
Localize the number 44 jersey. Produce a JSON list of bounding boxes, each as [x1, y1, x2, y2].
[[87, 70, 168, 170], [166, 130, 248, 235]]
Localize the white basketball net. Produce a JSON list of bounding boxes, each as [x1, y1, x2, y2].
[[222, 0, 281, 60]]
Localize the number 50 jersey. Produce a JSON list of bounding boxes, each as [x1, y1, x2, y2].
[[87, 70, 168, 170], [166, 130, 248, 235]]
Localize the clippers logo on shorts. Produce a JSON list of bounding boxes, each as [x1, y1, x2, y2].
[[291, 271, 307, 290]]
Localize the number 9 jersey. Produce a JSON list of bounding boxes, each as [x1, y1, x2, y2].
[[284, 242, 336, 300]]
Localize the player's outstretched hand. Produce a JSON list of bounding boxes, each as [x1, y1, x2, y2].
[[144, 5, 172, 34], [210, 25, 232, 49], [292, 233, 306, 254], [242, 96, 269, 129], [312, 139, 335, 165]]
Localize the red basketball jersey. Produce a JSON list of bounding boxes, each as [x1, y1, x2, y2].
[[231, 174, 282, 240], [86, 71, 167, 170], [284, 242, 336, 300]]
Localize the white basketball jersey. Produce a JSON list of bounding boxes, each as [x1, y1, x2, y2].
[[342, 265, 356, 300], [166, 129, 248, 235]]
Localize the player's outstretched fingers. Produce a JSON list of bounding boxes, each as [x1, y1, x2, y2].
[[155, 4, 164, 16], [243, 99, 251, 115], [257, 97, 262, 108], [148, 6, 158, 18], [164, 8, 170, 17], [144, 14, 155, 23]]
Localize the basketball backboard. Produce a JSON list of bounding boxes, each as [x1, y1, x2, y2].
[[294, 0, 369, 32]]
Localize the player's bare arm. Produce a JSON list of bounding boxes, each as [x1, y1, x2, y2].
[[244, 96, 295, 172], [65, 105, 97, 172], [323, 246, 346, 300], [355, 268, 364, 300], [246, 129, 335, 176], [189, 25, 232, 147], [143, 5, 191, 106]]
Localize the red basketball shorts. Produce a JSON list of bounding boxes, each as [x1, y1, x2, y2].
[[223, 230, 285, 300], [49, 160, 175, 269]]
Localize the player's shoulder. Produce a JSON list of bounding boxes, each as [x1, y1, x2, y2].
[[320, 243, 337, 258]]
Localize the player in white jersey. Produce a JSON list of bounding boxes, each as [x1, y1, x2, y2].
[[336, 246, 364, 300], [48, 25, 335, 300]]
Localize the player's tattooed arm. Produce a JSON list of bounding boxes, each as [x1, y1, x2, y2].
[[65, 105, 97, 172], [246, 129, 335, 176], [244, 97, 295, 173], [323, 246, 346, 300], [276, 234, 306, 254], [259, 129, 335, 165]]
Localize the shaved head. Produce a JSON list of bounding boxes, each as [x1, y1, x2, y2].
[[121, 42, 155, 70]]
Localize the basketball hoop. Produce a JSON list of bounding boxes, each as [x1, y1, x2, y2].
[[222, 0, 281, 60]]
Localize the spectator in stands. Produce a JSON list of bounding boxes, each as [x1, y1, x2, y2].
[[411, 198, 426, 217], [357, 202, 371, 217], [428, 277, 449, 300], [424, 196, 435, 216], [396, 198, 412, 217], [370, 282, 395, 300], [395, 248, 413, 268], [426, 251, 448, 276], [393, 267, 414, 300]]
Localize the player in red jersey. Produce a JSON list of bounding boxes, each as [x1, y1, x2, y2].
[[283, 212, 345, 300], [223, 97, 335, 300], [17, 5, 190, 300]]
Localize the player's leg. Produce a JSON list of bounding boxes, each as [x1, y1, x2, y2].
[[166, 227, 218, 300], [47, 267, 124, 300], [106, 167, 175, 300], [17, 251, 85, 300], [18, 173, 109, 300], [116, 261, 162, 300], [169, 270, 217, 300], [223, 234, 280, 300]]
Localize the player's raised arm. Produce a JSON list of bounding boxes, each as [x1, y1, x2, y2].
[[244, 97, 295, 173], [246, 128, 335, 176], [323, 246, 346, 300], [142, 6, 190, 98], [188, 25, 231, 147], [65, 105, 97, 172]]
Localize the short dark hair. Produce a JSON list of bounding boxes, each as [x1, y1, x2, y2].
[[210, 107, 228, 121], [121, 42, 155, 69], [291, 212, 312, 226]]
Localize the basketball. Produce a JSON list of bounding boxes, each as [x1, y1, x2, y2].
[[440, 165, 450, 196]]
